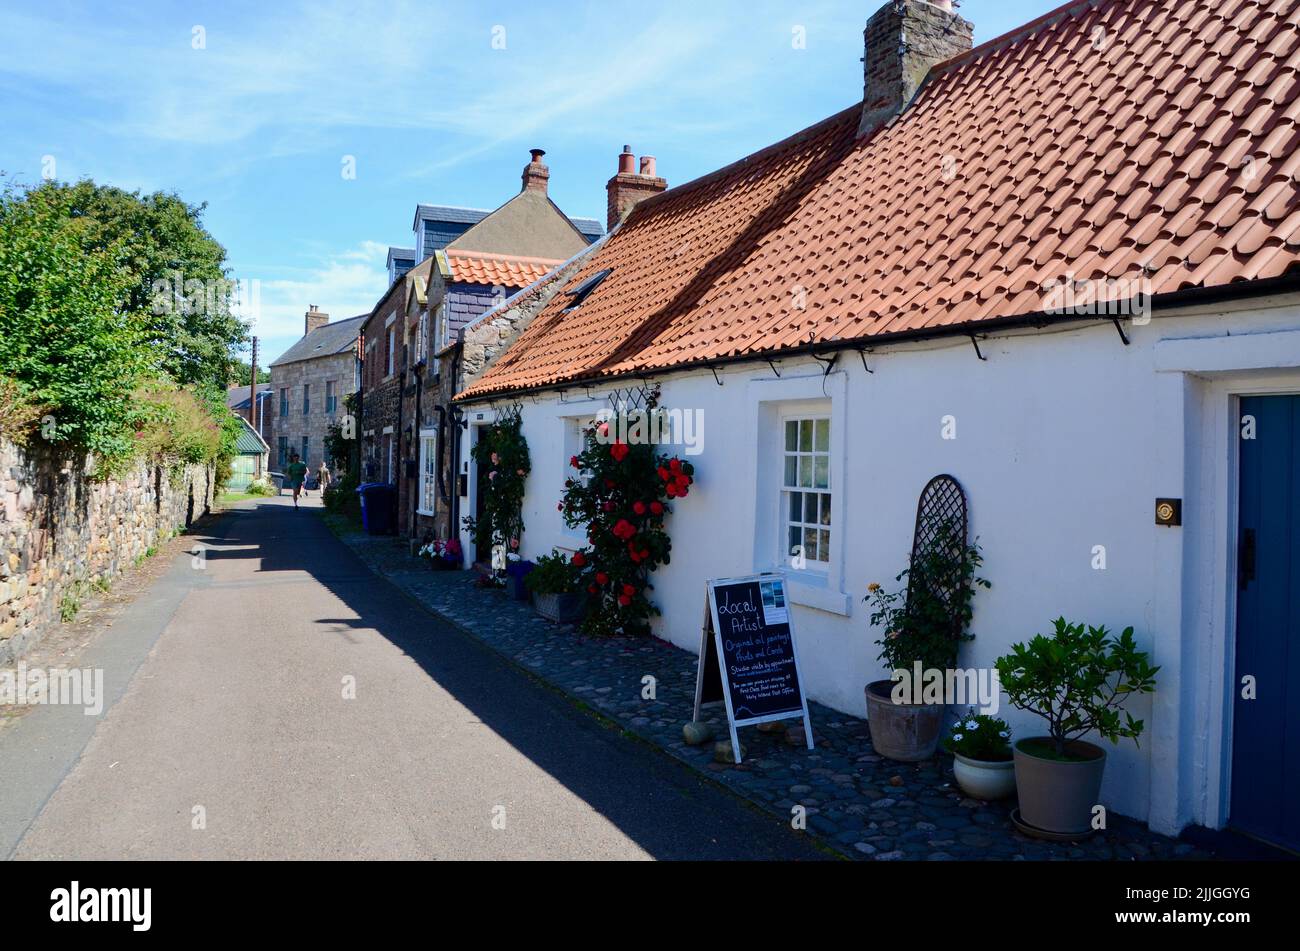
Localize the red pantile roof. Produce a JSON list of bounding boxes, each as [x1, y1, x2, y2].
[[444, 249, 566, 290], [461, 0, 1300, 400]]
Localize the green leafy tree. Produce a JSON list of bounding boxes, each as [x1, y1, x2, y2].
[[0, 183, 151, 470], [39, 179, 248, 389]]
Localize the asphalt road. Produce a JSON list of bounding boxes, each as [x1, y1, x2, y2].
[[4, 494, 824, 860]]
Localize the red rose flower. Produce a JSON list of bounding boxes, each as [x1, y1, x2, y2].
[[610, 441, 630, 463], [633, 500, 646, 515], [572, 551, 587, 567], [669, 458, 682, 472], [612, 519, 636, 541], [603, 501, 614, 512], [657, 467, 670, 481], [595, 572, 609, 586], [569, 455, 579, 468], [650, 501, 664, 515], [666, 484, 678, 498], [622, 583, 636, 596], [618, 594, 632, 607], [587, 584, 598, 595]]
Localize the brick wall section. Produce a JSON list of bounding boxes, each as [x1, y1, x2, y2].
[[859, 0, 973, 136], [266, 351, 356, 473], [0, 438, 213, 665]]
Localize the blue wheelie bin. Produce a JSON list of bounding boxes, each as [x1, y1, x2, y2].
[[356, 482, 397, 534]]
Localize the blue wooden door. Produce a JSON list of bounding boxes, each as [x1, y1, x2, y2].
[[1232, 395, 1300, 853]]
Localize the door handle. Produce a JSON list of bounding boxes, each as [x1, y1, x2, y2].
[[1239, 528, 1256, 591]]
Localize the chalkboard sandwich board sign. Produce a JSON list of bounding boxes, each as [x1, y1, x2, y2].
[[693, 574, 814, 763]]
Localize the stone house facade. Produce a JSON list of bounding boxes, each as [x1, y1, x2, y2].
[[267, 307, 364, 475]]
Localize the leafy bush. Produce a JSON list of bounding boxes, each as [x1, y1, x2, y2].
[[524, 550, 583, 595], [245, 478, 274, 496], [865, 529, 989, 673], [0, 376, 46, 445], [994, 618, 1160, 759], [324, 469, 360, 519], [944, 713, 1012, 761]]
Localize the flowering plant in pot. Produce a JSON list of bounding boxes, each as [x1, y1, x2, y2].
[[944, 713, 1014, 800], [863, 533, 989, 762], [558, 398, 694, 637], [418, 537, 462, 571], [524, 550, 586, 623], [994, 618, 1159, 837]]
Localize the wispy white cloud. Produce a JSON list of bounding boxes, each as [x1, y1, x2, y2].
[[243, 239, 388, 358]]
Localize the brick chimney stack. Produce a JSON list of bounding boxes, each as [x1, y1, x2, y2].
[[859, 0, 973, 137], [305, 304, 330, 336], [521, 148, 550, 194], [606, 145, 667, 231]]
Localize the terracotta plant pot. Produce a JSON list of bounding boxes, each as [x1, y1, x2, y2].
[[864, 679, 945, 762], [1012, 737, 1107, 836], [952, 752, 1016, 800]]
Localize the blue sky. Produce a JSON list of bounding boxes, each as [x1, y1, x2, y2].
[[0, 0, 1063, 365]]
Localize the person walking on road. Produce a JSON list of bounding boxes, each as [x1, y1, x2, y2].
[[318, 461, 331, 494], [286, 452, 308, 510]]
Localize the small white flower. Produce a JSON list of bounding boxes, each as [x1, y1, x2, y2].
[[999, 730, 1010, 738], [965, 720, 979, 730], [951, 734, 964, 743]]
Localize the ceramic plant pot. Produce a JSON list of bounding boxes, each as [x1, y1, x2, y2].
[[1013, 737, 1107, 836], [952, 753, 1016, 800], [865, 679, 945, 762]]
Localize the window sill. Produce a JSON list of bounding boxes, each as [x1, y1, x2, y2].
[[782, 573, 851, 616]]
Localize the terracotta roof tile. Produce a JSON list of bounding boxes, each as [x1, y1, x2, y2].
[[460, 0, 1300, 400], [444, 249, 565, 289]]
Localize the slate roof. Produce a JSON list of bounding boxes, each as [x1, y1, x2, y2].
[[444, 249, 567, 289], [461, 0, 1300, 400], [269, 314, 368, 367], [226, 383, 272, 410]]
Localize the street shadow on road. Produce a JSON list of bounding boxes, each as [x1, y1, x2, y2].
[[190, 498, 826, 861]]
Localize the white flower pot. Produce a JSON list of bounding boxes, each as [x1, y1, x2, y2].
[[952, 752, 1016, 800]]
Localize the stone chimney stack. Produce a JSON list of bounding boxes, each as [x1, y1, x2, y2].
[[305, 305, 330, 337], [605, 145, 667, 231], [521, 148, 550, 194], [859, 0, 973, 137]]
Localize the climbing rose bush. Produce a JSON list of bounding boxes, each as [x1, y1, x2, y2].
[[559, 414, 695, 637]]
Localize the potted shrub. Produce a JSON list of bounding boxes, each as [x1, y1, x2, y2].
[[995, 618, 1159, 837], [863, 535, 989, 761], [945, 713, 1015, 800], [525, 550, 586, 623]]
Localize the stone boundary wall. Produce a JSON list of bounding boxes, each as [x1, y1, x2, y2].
[[0, 438, 214, 665]]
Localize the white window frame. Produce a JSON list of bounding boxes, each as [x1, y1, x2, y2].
[[780, 414, 833, 569], [386, 326, 395, 377], [747, 370, 850, 616], [417, 427, 438, 516]]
